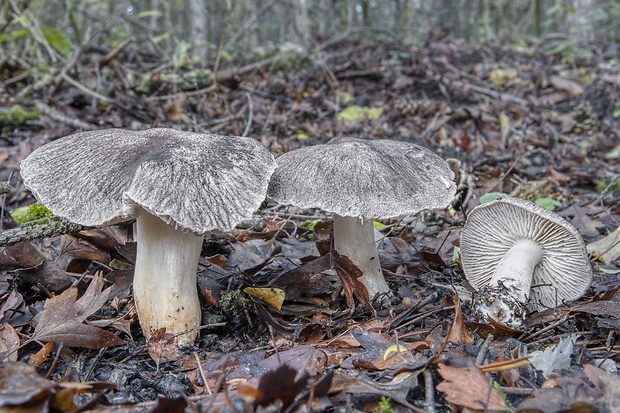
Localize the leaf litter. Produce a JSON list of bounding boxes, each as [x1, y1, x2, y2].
[[0, 32, 618, 412]]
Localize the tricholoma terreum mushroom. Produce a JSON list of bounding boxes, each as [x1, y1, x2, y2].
[[268, 137, 456, 300], [460, 196, 592, 329], [20, 128, 276, 345]]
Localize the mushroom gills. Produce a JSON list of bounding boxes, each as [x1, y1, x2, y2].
[[474, 238, 544, 329]]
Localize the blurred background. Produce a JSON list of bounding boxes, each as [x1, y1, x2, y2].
[[2, 0, 619, 63]]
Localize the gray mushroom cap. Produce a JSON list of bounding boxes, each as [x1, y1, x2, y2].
[[20, 128, 277, 234], [267, 137, 456, 219], [460, 197, 593, 311]]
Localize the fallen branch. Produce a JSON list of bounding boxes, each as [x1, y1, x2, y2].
[[0, 218, 88, 246]]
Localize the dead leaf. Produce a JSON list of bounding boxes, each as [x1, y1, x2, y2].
[[571, 301, 620, 317], [332, 368, 420, 411], [55, 235, 111, 273], [587, 226, 620, 264], [436, 362, 511, 411], [332, 251, 370, 311], [0, 323, 20, 362], [238, 364, 308, 409], [0, 289, 25, 324], [29, 274, 124, 349], [149, 397, 188, 413], [0, 362, 114, 410], [549, 75, 584, 96], [147, 328, 182, 367], [255, 345, 327, 379], [244, 287, 285, 310], [29, 342, 53, 366], [448, 293, 473, 345]]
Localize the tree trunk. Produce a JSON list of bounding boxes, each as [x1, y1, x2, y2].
[[190, 0, 208, 60]]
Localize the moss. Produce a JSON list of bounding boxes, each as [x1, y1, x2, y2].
[[220, 290, 247, 315], [0, 105, 41, 125], [10, 203, 53, 225]]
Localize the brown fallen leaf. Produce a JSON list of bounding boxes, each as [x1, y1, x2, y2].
[[238, 364, 309, 409], [0, 323, 19, 362], [549, 75, 584, 96], [147, 328, 182, 367], [436, 362, 511, 412], [0, 361, 114, 411], [332, 251, 370, 311], [448, 292, 473, 345], [28, 274, 124, 349], [255, 345, 327, 379]]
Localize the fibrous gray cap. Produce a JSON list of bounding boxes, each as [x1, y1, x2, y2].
[[461, 197, 593, 311], [267, 137, 456, 219], [20, 128, 277, 234]]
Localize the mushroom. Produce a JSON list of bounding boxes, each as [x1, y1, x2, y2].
[[20, 128, 276, 345], [267, 137, 456, 300], [460, 196, 592, 329]]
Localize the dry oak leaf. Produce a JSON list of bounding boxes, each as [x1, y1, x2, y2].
[[436, 362, 512, 412], [30, 274, 124, 349]]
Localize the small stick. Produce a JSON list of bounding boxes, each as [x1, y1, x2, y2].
[[193, 351, 212, 394], [45, 343, 65, 379], [0, 218, 88, 246], [475, 334, 494, 366], [0, 182, 12, 195], [424, 369, 436, 413], [242, 92, 253, 137], [521, 312, 571, 341]]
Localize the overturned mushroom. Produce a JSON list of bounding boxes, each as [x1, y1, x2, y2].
[[460, 197, 592, 329], [268, 137, 456, 300], [20, 128, 276, 345]]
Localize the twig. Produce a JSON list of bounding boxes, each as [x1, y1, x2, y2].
[[33, 101, 96, 130], [475, 334, 494, 366], [423, 369, 436, 413], [99, 37, 134, 67], [193, 352, 212, 394], [500, 386, 535, 395], [201, 355, 230, 412], [520, 312, 571, 342], [9, 0, 60, 63], [0, 176, 14, 232], [50, 26, 92, 93], [262, 100, 278, 133], [242, 92, 253, 137], [0, 218, 88, 246], [60, 73, 113, 103], [83, 347, 107, 381], [0, 182, 11, 195], [45, 343, 64, 379]]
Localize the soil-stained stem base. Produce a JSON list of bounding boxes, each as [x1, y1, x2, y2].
[[475, 238, 544, 329]]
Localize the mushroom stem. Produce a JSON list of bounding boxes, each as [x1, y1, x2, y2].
[[133, 213, 203, 345], [473, 238, 544, 328], [490, 238, 544, 303], [333, 214, 390, 300]]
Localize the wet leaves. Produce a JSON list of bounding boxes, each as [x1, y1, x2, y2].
[[0, 28, 618, 413], [28, 274, 124, 349], [436, 362, 511, 411], [0, 362, 114, 411]]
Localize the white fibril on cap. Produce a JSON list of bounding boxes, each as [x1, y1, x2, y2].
[[460, 196, 593, 329], [268, 137, 456, 300], [20, 128, 277, 345]]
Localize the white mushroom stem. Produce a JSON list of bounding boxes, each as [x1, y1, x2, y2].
[[333, 214, 390, 300], [489, 238, 544, 304], [133, 212, 203, 345]]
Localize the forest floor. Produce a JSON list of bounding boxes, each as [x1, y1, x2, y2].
[[0, 33, 619, 412]]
